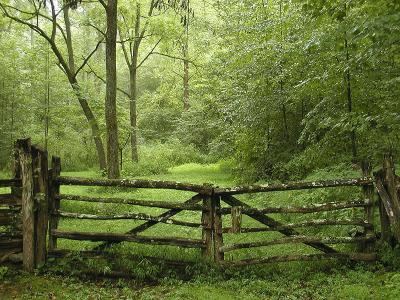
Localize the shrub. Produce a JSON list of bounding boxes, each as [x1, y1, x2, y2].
[[0, 266, 8, 280]]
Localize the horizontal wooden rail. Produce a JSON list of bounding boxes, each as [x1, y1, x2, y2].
[[220, 235, 376, 253], [0, 217, 13, 226], [51, 230, 205, 248], [214, 177, 373, 195], [54, 211, 202, 228], [0, 194, 21, 206], [0, 232, 22, 239], [0, 210, 20, 226], [57, 194, 206, 211], [56, 177, 213, 195], [221, 253, 376, 267], [0, 239, 23, 249], [48, 249, 196, 266], [0, 179, 21, 188], [55, 177, 374, 196], [222, 218, 372, 233], [0, 208, 20, 213], [219, 199, 371, 215]]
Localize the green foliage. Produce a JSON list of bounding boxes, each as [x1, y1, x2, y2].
[[0, 265, 8, 280], [199, 0, 400, 180]]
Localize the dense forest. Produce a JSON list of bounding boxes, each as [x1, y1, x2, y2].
[[1, 1, 400, 298], [0, 0, 399, 181]]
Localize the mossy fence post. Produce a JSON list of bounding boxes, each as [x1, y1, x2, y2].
[[31, 144, 49, 267], [212, 196, 224, 263], [361, 161, 374, 252], [376, 154, 400, 243], [201, 191, 225, 264], [16, 138, 49, 272], [48, 156, 61, 251], [201, 195, 213, 260]]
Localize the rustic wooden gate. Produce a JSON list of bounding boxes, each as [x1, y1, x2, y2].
[[46, 160, 214, 263], [3, 138, 400, 273], [46, 161, 378, 268], [210, 176, 376, 266]]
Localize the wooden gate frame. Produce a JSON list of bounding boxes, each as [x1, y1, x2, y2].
[[6, 138, 400, 272]]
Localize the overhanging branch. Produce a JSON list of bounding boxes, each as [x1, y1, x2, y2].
[[75, 39, 104, 77], [136, 38, 162, 69], [152, 51, 198, 67], [87, 64, 130, 98]]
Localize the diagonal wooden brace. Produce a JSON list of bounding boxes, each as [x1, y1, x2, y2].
[[221, 195, 338, 254], [94, 194, 203, 251]]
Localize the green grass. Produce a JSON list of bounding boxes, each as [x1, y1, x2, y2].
[[1, 163, 400, 299]]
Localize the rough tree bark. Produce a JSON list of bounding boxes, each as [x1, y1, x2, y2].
[[182, 0, 190, 111], [279, 0, 289, 141], [344, 4, 357, 161], [105, 0, 120, 178], [127, 3, 141, 163]]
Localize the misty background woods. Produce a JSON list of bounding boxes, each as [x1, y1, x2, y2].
[[0, 0, 399, 181]]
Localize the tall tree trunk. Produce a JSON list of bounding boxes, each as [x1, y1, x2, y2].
[[281, 80, 289, 141], [11, 85, 14, 144], [70, 81, 107, 170], [344, 5, 357, 161], [44, 43, 50, 150], [345, 41, 357, 160], [63, 5, 75, 73], [183, 50, 190, 110], [64, 3, 107, 170], [126, 4, 141, 163], [183, 0, 190, 110], [105, 0, 120, 178], [279, 1, 288, 141], [129, 62, 139, 163]]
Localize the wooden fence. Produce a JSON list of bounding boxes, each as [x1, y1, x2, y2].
[[46, 159, 377, 268], [2, 138, 400, 273]]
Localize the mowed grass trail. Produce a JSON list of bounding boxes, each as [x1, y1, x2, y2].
[[1, 163, 400, 299]]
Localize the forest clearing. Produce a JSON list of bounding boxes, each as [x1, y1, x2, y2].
[[1, 0, 400, 299]]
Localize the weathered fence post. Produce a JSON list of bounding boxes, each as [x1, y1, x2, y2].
[[16, 138, 35, 272], [31, 145, 49, 267], [10, 144, 22, 234], [376, 154, 400, 242], [201, 195, 213, 260], [230, 206, 242, 234], [212, 196, 224, 263], [378, 199, 391, 242], [383, 154, 400, 212], [11, 144, 22, 203], [361, 161, 374, 251], [48, 156, 61, 251]]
